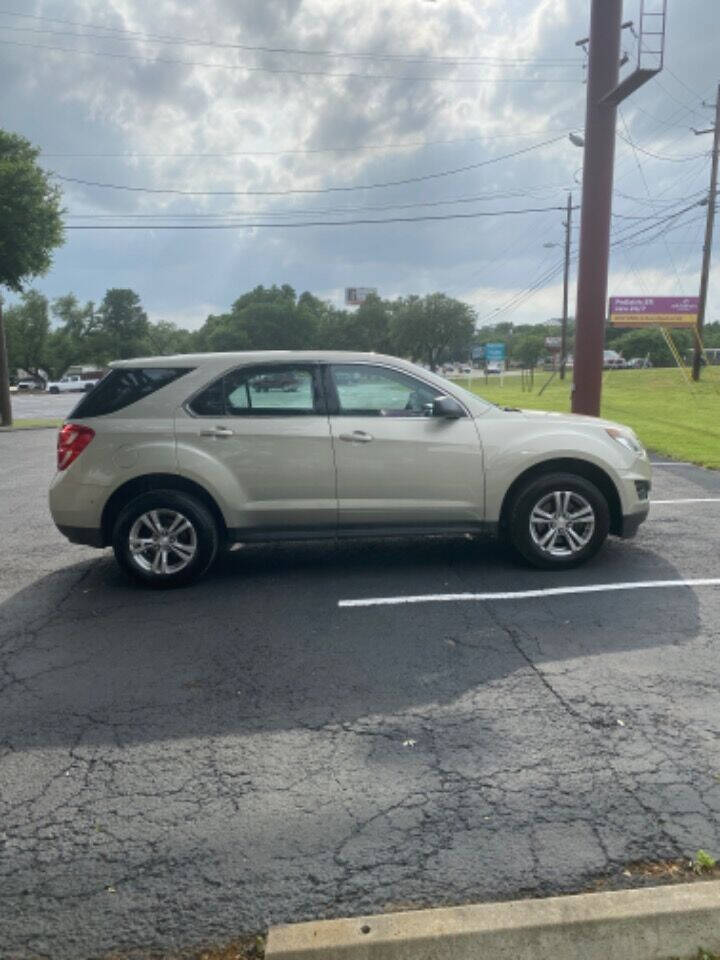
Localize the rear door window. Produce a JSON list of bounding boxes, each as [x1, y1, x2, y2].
[[188, 365, 323, 416], [71, 367, 193, 417]]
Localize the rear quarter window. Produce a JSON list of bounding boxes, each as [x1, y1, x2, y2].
[[70, 367, 193, 417]]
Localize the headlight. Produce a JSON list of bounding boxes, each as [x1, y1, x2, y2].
[[606, 427, 646, 457]]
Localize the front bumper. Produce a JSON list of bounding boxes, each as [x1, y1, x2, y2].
[[619, 503, 650, 539], [56, 524, 105, 547], [615, 455, 652, 538]]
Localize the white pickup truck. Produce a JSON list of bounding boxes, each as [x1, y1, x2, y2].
[[46, 374, 101, 394]]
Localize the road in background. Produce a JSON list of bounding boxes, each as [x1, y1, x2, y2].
[[2, 431, 720, 959], [9, 392, 78, 420]]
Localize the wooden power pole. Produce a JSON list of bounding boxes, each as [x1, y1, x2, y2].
[[560, 192, 572, 380], [692, 81, 720, 382], [571, 0, 622, 415], [0, 297, 12, 428], [572, 0, 667, 415]]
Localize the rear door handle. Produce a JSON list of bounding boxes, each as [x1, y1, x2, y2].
[[200, 425, 234, 438], [338, 430, 373, 443]]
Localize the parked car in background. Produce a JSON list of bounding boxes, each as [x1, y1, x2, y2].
[[603, 351, 626, 370], [49, 350, 651, 587], [15, 377, 45, 391], [46, 373, 102, 394], [627, 357, 652, 369], [485, 362, 503, 375]]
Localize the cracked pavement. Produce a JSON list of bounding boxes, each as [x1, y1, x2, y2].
[[2, 430, 720, 959]]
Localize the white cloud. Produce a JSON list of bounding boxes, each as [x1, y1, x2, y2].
[[2, 0, 718, 324]]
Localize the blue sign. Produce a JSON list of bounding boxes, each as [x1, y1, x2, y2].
[[485, 342, 506, 363], [471, 346, 485, 360]]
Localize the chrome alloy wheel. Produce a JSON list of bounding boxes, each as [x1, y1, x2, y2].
[[529, 490, 596, 558], [128, 509, 198, 575]]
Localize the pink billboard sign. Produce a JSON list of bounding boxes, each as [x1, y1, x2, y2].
[[609, 296, 698, 328]]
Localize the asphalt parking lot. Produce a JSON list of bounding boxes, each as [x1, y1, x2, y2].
[[9, 392, 78, 421], [2, 430, 720, 960]]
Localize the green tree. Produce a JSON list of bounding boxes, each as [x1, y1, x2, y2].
[[354, 294, 394, 353], [392, 293, 475, 369], [612, 328, 693, 367], [512, 332, 545, 368], [194, 284, 319, 352], [145, 319, 193, 356], [93, 288, 150, 361], [3, 289, 50, 379], [45, 294, 97, 377], [0, 128, 65, 423]]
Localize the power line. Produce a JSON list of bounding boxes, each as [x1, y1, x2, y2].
[[616, 132, 706, 163], [64, 187, 571, 220], [52, 135, 567, 197], [40, 128, 572, 158], [0, 9, 584, 66], [618, 108, 690, 294], [664, 68, 706, 103], [609, 200, 704, 247], [0, 37, 581, 84], [474, 199, 704, 325], [61, 205, 571, 230]]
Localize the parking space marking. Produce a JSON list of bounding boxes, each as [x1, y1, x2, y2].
[[651, 498, 720, 505], [338, 578, 720, 608]]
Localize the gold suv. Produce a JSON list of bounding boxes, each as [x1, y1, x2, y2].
[[49, 351, 651, 587]]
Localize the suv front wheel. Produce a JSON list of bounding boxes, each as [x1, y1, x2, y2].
[[112, 490, 219, 587], [508, 472, 610, 569]]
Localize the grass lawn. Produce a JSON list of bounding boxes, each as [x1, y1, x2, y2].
[[6, 418, 63, 430], [456, 367, 720, 469]]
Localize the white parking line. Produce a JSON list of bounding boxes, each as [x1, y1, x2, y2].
[[651, 498, 720, 505], [338, 578, 720, 608]]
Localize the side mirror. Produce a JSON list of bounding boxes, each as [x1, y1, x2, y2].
[[432, 395, 464, 419]]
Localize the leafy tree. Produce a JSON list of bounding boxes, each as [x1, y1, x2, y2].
[[312, 303, 360, 351], [93, 288, 150, 361], [512, 332, 545, 368], [3, 289, 50, 379], [194, 285, 319, 352], [44, 294, 97, 377], [145, 319, 193, 356], [611, 328, 693, 367], [353, 294, 394, 353], [0, 128, 65, 423], [0, 131, 64, 293], [392, 293, 475, 369]]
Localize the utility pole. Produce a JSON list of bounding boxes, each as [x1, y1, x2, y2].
[[692, 81, 720, 382], [572, 0, 622, 415], [560, 192, 572, 380], [0, 296, 12, 428]]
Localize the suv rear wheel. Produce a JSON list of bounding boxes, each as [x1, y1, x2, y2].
[[508, 472, 609, 569], [112, 490, 219, 587]]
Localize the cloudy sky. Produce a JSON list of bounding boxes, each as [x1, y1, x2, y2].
[[2, 0, 718, 329]]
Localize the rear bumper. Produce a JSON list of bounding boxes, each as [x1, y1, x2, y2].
[[56, 524, 105, 547]]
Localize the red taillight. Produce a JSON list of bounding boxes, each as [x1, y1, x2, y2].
[[57, 423, 95, 471]]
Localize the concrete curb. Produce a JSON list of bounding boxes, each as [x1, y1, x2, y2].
[[265, 881, 720, 960]]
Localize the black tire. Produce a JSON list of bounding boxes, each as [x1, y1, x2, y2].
[[112, 490, 219, 588], [507, 472, 610, 570], [49, 386, 59, 394]]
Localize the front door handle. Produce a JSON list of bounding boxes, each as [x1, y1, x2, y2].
[[338, 430, 373, 443], [200, 425, 234, 438]]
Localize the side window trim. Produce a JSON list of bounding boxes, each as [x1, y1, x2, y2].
[[185, 363, 328, 418], [326, 361, 469, 418]]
